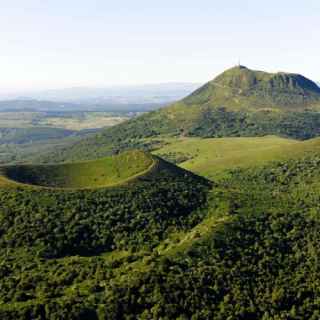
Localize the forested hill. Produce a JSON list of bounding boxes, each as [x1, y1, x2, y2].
[[0, 150, 155, 189], [2, 144, 320, 318], [34, 66, 320, 163], [0, 150, 211, 258]]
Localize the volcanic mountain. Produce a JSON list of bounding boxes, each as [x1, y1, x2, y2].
[[184, 65, 320, 110], [34, 66, 320, 162], [0, 149, 210, 258]]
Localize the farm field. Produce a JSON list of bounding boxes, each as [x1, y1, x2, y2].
[[0, 111, 130, 130], [37, 112, 130, 130]]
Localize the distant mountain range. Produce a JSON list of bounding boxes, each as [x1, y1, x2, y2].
[[0, 99, 167, 113], [0, 100, 82, 112], [0, 83, 200, 106]]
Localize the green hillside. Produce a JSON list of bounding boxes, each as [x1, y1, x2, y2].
[[184, 65, 320, 110], [32, 66, 320, 163], [2, 143, 320, 318], [154, 135, 320, 179], [0, 150, 154, 189], [0, 152, 210, 259]]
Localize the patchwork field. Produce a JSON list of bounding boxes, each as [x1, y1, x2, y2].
[[37, 112, 129, 130], [0, 111, 130, 130]]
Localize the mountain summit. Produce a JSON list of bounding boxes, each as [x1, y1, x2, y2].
[[184, 66, 320, 110]]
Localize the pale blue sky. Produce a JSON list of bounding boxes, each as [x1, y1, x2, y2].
[[0, 0, 319, 91]]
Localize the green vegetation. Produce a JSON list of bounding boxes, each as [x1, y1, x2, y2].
[[154, 135, 320, 179], [33, 66, 320, 163], [0, 111, 131, 165], [0, 150, 154, 188], [0, 127, 75, 144], [184, 65, 320, 110], [2, 66, 320, 319], [0, 153, 210, 261], [0, 135, 86, 165], [2, 146, 320, 318], [0, 153, 213, 319]]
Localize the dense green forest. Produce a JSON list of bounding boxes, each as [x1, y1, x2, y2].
[[1, 150, 320, 319]]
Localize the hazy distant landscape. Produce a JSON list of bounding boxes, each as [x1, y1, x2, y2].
[[0, 109, 133, 163], [0, 82, 200, 104], [0, 83, 200, 164], [0, 110, 131, 130]]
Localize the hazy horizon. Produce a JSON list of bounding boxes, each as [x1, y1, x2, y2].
[[1, 0, 319, 92]]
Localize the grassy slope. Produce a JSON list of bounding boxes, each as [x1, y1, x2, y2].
[[154, 135, 320, 179], [0, 150, 154, 189], [26, 66, 320, 164]]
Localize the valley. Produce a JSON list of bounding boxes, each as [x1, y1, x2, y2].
[[0, 111, 131, 131], [0, 111, 132, 165]]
